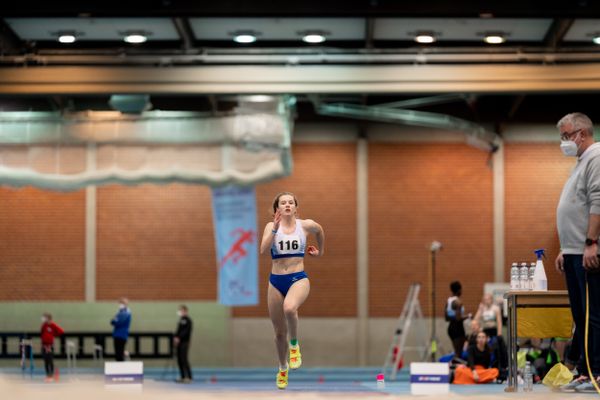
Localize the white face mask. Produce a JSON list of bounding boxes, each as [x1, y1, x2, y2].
[[560, 140, 579, 157], [119, 303, 126, 310], [41, 316, 47, 323], [560, 130, 582, 157], [177, 311, 183, 317]]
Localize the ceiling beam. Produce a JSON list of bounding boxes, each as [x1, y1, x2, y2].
[[364, 18, 375, 49], [1, 64, 600, 95], [172, 17, 195, 51], [317, 102, 499, 152], [0, 19, 22, 55], [8, 49, 600, 65], [543, 18, 574, 49]]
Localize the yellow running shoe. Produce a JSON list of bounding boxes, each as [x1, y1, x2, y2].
[[289, 345, 302, 369], [276, 367, 288, 389]]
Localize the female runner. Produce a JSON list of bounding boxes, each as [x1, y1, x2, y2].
[[260, 192, 325, 389]]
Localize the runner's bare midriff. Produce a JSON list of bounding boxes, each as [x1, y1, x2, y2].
[[271, 258, 304, 275]]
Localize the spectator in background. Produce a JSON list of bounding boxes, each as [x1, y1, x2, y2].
[[453, 330, 499, 384], [40, 312, 64, 382], [473, 293, 508, 381], [174, 305, 193, 383], [474, 293, 503, 339], [445, 281, 471, 360], [467, 319, 481, 347], [111, 297, 131, 362]]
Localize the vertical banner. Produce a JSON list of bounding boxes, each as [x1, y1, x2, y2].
[[211, 185, 259, 306]]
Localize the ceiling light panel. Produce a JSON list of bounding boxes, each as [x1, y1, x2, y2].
[[562, 19, 600, 42], [5, 18, 179, 41], [189, 18, 364, 41], [57, 32, 77, 43], [123, 33, 148, 44], [483, 34, 506, 44], [300, 31, 328, 43], [233, 33, 257, 43], [414, 33, 436, 43], [374, 18, 552, 42]]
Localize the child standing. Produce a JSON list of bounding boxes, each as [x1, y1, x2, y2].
[[40, 312, 64, 382]]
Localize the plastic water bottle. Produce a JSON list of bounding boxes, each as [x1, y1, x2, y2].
[[523, 361, 533, 392], [376, 373, 385, 389], [528, 263, 536, 290], [510, 262, 519, 290], [520, 262, 530, 291]]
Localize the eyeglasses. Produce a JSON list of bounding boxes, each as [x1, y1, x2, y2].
[[560, 128, 583, 141]]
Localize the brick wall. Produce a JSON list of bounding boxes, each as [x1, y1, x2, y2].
[[504, 143, 572, 290], [369, 143, 494, 317], [0, 140, 576, 315], [96, 183, 216, 300], [0, 187, 85, 300]]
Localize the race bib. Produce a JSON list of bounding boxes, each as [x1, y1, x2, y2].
[[275, 234, 302, 254]]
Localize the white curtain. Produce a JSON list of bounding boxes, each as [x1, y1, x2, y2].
[[0, 102, 293, 190]]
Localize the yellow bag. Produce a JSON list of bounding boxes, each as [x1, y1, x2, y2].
[[542, 363, 573, 388]]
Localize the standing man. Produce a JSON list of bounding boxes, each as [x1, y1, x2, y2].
[[555, 112, 600, 393], [111, 297, 132, 362], [40, 312, 64, 382], [174, 305, 193, 383]]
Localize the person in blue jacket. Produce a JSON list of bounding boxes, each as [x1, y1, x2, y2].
[[111, 297, 132, 361]]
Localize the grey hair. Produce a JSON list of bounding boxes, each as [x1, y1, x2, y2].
[[557, 112, 594, 136]]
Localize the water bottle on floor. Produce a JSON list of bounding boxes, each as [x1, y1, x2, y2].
[[523, 361, 533, 392]]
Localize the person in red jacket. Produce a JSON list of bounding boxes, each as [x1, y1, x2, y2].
[[40, 312, 64, 382]]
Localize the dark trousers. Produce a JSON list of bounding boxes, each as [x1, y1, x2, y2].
[[177, 341, 192, 379], [564, 340, 582, 372], [448, 321, 466, 359], [563, 255, 600, 376], [42, 345, 54, 377], [113, 337, 127, 362], [450, 336, 466, 359]]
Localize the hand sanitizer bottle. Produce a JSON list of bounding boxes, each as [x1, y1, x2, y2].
[[532, 249, 548, 291]]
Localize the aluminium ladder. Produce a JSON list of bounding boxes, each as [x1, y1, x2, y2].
[[382, 283, 429, 380]]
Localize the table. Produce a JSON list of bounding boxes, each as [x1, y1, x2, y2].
[[503, 290, 572, 392]]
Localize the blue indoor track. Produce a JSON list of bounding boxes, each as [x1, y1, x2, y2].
[[0, 367, 595, 398]]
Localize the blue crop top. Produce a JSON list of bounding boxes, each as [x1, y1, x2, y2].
[[270, 219, 307, 259]]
